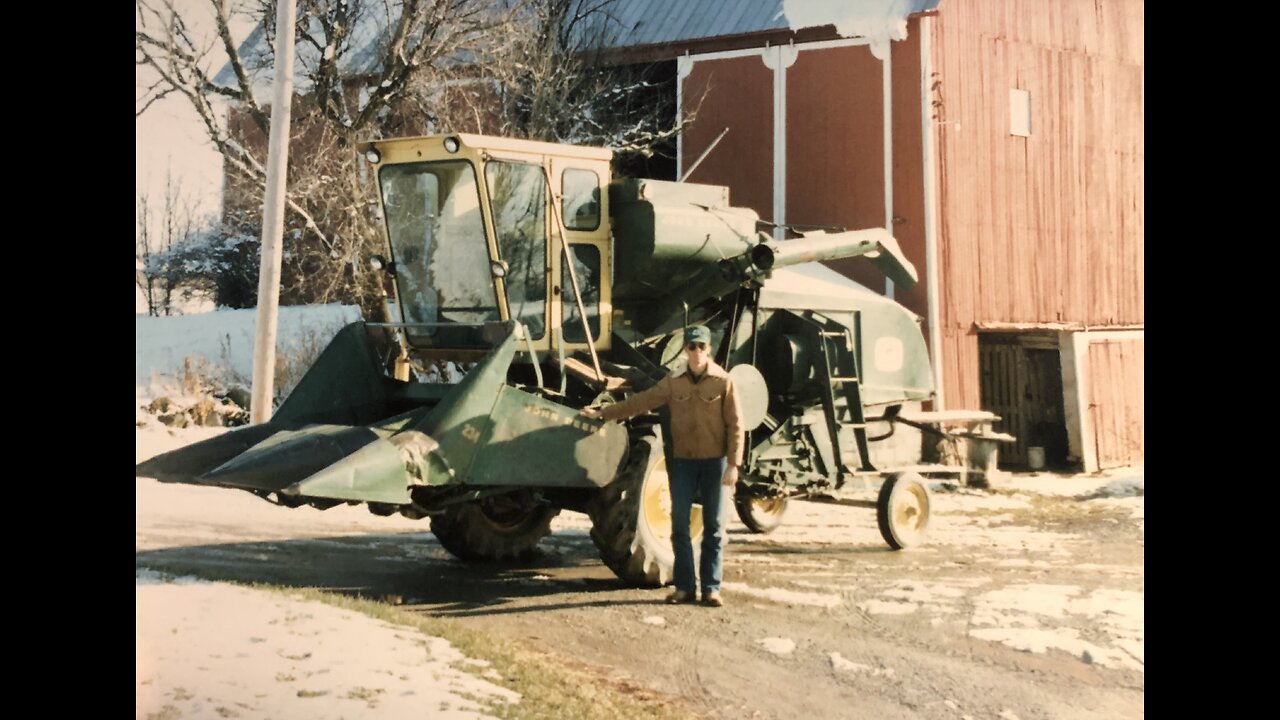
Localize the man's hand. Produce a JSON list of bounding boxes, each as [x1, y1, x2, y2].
[[722, 463, 739, 487], [580, 406, 602, 420]]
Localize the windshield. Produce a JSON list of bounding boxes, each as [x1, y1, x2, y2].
[[379, 161, 499, 339]]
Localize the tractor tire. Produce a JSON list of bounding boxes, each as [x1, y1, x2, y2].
[[431, 495, 560, 563], [876, 472, 931, 549], [734, 490, 789, 534], [588, 432, 702, 587]]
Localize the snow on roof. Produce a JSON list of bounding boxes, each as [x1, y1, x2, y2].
[[214, 0, 941, 95]]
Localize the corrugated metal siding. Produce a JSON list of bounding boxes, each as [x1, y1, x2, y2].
[[1087, 338, 1145, 468], [786, 44, 886, 293], [932, 0, 1145, 410], [587, 1, 944, 53], [681, 55, 774, 220], [605, 1, 788, 49]]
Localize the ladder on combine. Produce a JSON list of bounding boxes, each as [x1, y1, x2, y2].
[[801, 313, 875, 488]]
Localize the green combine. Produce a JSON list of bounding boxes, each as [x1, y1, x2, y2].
[[137, 133, 1009, 585]]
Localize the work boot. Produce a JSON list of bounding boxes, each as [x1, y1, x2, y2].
[[701, 591, 724, 608], [665, 590, 696, 604]]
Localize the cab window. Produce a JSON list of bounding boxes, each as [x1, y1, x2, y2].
[[562, 169, 600, 231], [485, 161, 548, 339]]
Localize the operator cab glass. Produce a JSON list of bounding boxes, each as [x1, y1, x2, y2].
[[485, 161, 548, 340], [379, 161, 500, 346]]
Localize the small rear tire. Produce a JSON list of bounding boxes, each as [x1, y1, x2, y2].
[[734, 489, 789, 534], [876, 472, 931, 549]]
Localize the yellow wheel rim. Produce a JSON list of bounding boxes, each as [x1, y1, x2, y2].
[[892, 482, 930, 538], [639, 456, 702, 544], [754, 496, 786, 516]]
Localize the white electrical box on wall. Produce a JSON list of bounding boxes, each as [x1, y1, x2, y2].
[[1010, 88, 1032, 137]]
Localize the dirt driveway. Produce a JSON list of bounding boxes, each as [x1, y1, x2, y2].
[[137, 429, 1143, 720]]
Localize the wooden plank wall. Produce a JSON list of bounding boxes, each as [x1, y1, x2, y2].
[[931, 0, 1145, 410], [978, 340, 1025, 464], [979, 335, 1068, 467], [1087, 337, 1145, 468]]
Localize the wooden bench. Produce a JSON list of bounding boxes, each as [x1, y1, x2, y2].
[[894, 410, 1015, 487]]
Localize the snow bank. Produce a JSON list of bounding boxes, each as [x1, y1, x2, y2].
[[135, 304, 361, 390]]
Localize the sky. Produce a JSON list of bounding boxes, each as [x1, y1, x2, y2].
[[136, 0, 254, 219]]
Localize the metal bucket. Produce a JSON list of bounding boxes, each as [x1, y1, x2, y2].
[[1027, 446, 1046, 470]]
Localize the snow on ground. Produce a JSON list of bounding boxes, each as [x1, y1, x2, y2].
[[135, 304, 360, 391], [1002, 469, 1144, 498], [967, 626, 1139, 672], [828, 653, 895, 677], [850, 569, 1144, 672], [721, 581, 843, 609], [136, 571, 517, 720], [757, 637, 796, 656], [544, 468, 1145, 674]]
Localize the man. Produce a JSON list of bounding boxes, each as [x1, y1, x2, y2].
[[581, 325, 743, 607]]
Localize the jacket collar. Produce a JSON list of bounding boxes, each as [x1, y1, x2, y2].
[[674, 360, 729, 381]]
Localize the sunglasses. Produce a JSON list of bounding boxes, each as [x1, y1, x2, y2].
[[685, 342, 708, 351]]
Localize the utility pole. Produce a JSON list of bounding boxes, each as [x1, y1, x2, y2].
[[250, 0, 297, 423]]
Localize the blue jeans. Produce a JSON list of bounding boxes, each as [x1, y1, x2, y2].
[[668, 457, 728, 595]]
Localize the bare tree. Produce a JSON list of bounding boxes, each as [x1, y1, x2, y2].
[[137, 170, 207, 316], [136, 0, 690, 312], [137, 0, 501, 311], [429, 0, 689, 171]]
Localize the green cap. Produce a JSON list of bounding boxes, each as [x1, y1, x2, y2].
[[684, 324, 711, 344]]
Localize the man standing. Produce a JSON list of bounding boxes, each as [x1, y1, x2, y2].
[[581, 325, 743, 607]]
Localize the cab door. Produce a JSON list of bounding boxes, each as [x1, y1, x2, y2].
[[549, 156, 612, 354], [483, 156, 553, 350]]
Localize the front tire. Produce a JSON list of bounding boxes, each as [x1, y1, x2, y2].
[[431, 495, 560, 562], [734, 489, 789, 534], [876, 472, 931, 549], [588, 432, 702, 586]]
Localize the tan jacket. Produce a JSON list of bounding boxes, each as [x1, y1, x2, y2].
[[600, 361, 744, 465]]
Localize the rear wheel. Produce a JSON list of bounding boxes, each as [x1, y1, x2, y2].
[[876, 472, 931, 549], [734, 489, 789, 534], [431, 495, 560, 562], [588, 432, 702, 586]]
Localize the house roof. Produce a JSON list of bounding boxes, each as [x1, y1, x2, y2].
[[586, 0, 940, 53], [214, 1, 941, 91], [212, 8, 399, 91]]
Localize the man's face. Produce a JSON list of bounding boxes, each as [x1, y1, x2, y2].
[[685, 341, 710, 369]]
